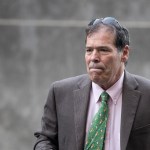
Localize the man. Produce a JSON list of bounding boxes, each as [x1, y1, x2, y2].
[[34, 17, 150, 150]]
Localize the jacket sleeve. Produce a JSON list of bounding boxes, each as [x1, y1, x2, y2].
[[34, 83, 58, 150]]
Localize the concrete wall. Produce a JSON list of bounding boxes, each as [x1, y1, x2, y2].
[[0, 0, 150, 149]]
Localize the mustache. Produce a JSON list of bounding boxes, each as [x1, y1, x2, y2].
[[89, 62, 105, 70]]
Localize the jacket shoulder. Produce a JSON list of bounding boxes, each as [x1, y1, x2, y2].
[[133, 74, 150, 89], [134, 75, 150, 87], [52, 74, 91, 89]]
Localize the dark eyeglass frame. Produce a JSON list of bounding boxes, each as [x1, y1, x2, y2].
[[88, 17, 122, 29]]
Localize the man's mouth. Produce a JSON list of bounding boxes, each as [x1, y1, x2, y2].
[[89, 68, 104, 73], [89, 62, 105, 72]]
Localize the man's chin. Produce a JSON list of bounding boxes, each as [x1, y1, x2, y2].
[[90, 72, 101, 79], [90, 75, 101, 84], [89, 74, 106, 86]]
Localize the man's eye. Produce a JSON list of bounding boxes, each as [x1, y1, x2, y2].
[[86, 49, 93, 52], [100, 48, 108, 52]]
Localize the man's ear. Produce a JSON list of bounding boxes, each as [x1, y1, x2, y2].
[[121, 45, 130, 63]]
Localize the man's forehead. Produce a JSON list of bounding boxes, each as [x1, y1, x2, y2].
[[86, 28, 116, 45]]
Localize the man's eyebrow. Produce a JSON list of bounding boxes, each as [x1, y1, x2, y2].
[[85, 46, 92, 48]]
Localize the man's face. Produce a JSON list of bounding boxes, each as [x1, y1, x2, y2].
[[85, 27, 129, 90]]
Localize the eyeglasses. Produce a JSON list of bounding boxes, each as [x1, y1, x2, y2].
[[88, 17, 122, 29]]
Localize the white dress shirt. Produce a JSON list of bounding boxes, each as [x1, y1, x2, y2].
[[86, 72, 124, 150]]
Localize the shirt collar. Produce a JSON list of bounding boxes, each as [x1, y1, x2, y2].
[[92, 71, 124, 105]]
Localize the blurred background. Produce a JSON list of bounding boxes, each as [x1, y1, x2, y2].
[[0, 0, 150, 149]]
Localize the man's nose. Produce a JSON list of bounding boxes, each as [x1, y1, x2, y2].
[[91, 49, 100, 63]]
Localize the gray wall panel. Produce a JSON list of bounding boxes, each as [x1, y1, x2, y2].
[[0, 1, 150, 149]]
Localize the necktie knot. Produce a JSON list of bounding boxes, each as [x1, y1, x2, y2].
[[101, 91, 109, 103]]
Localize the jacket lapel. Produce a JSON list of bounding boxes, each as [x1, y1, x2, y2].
[[120, 71, 141, 150], [73, 76, 91, 150]]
